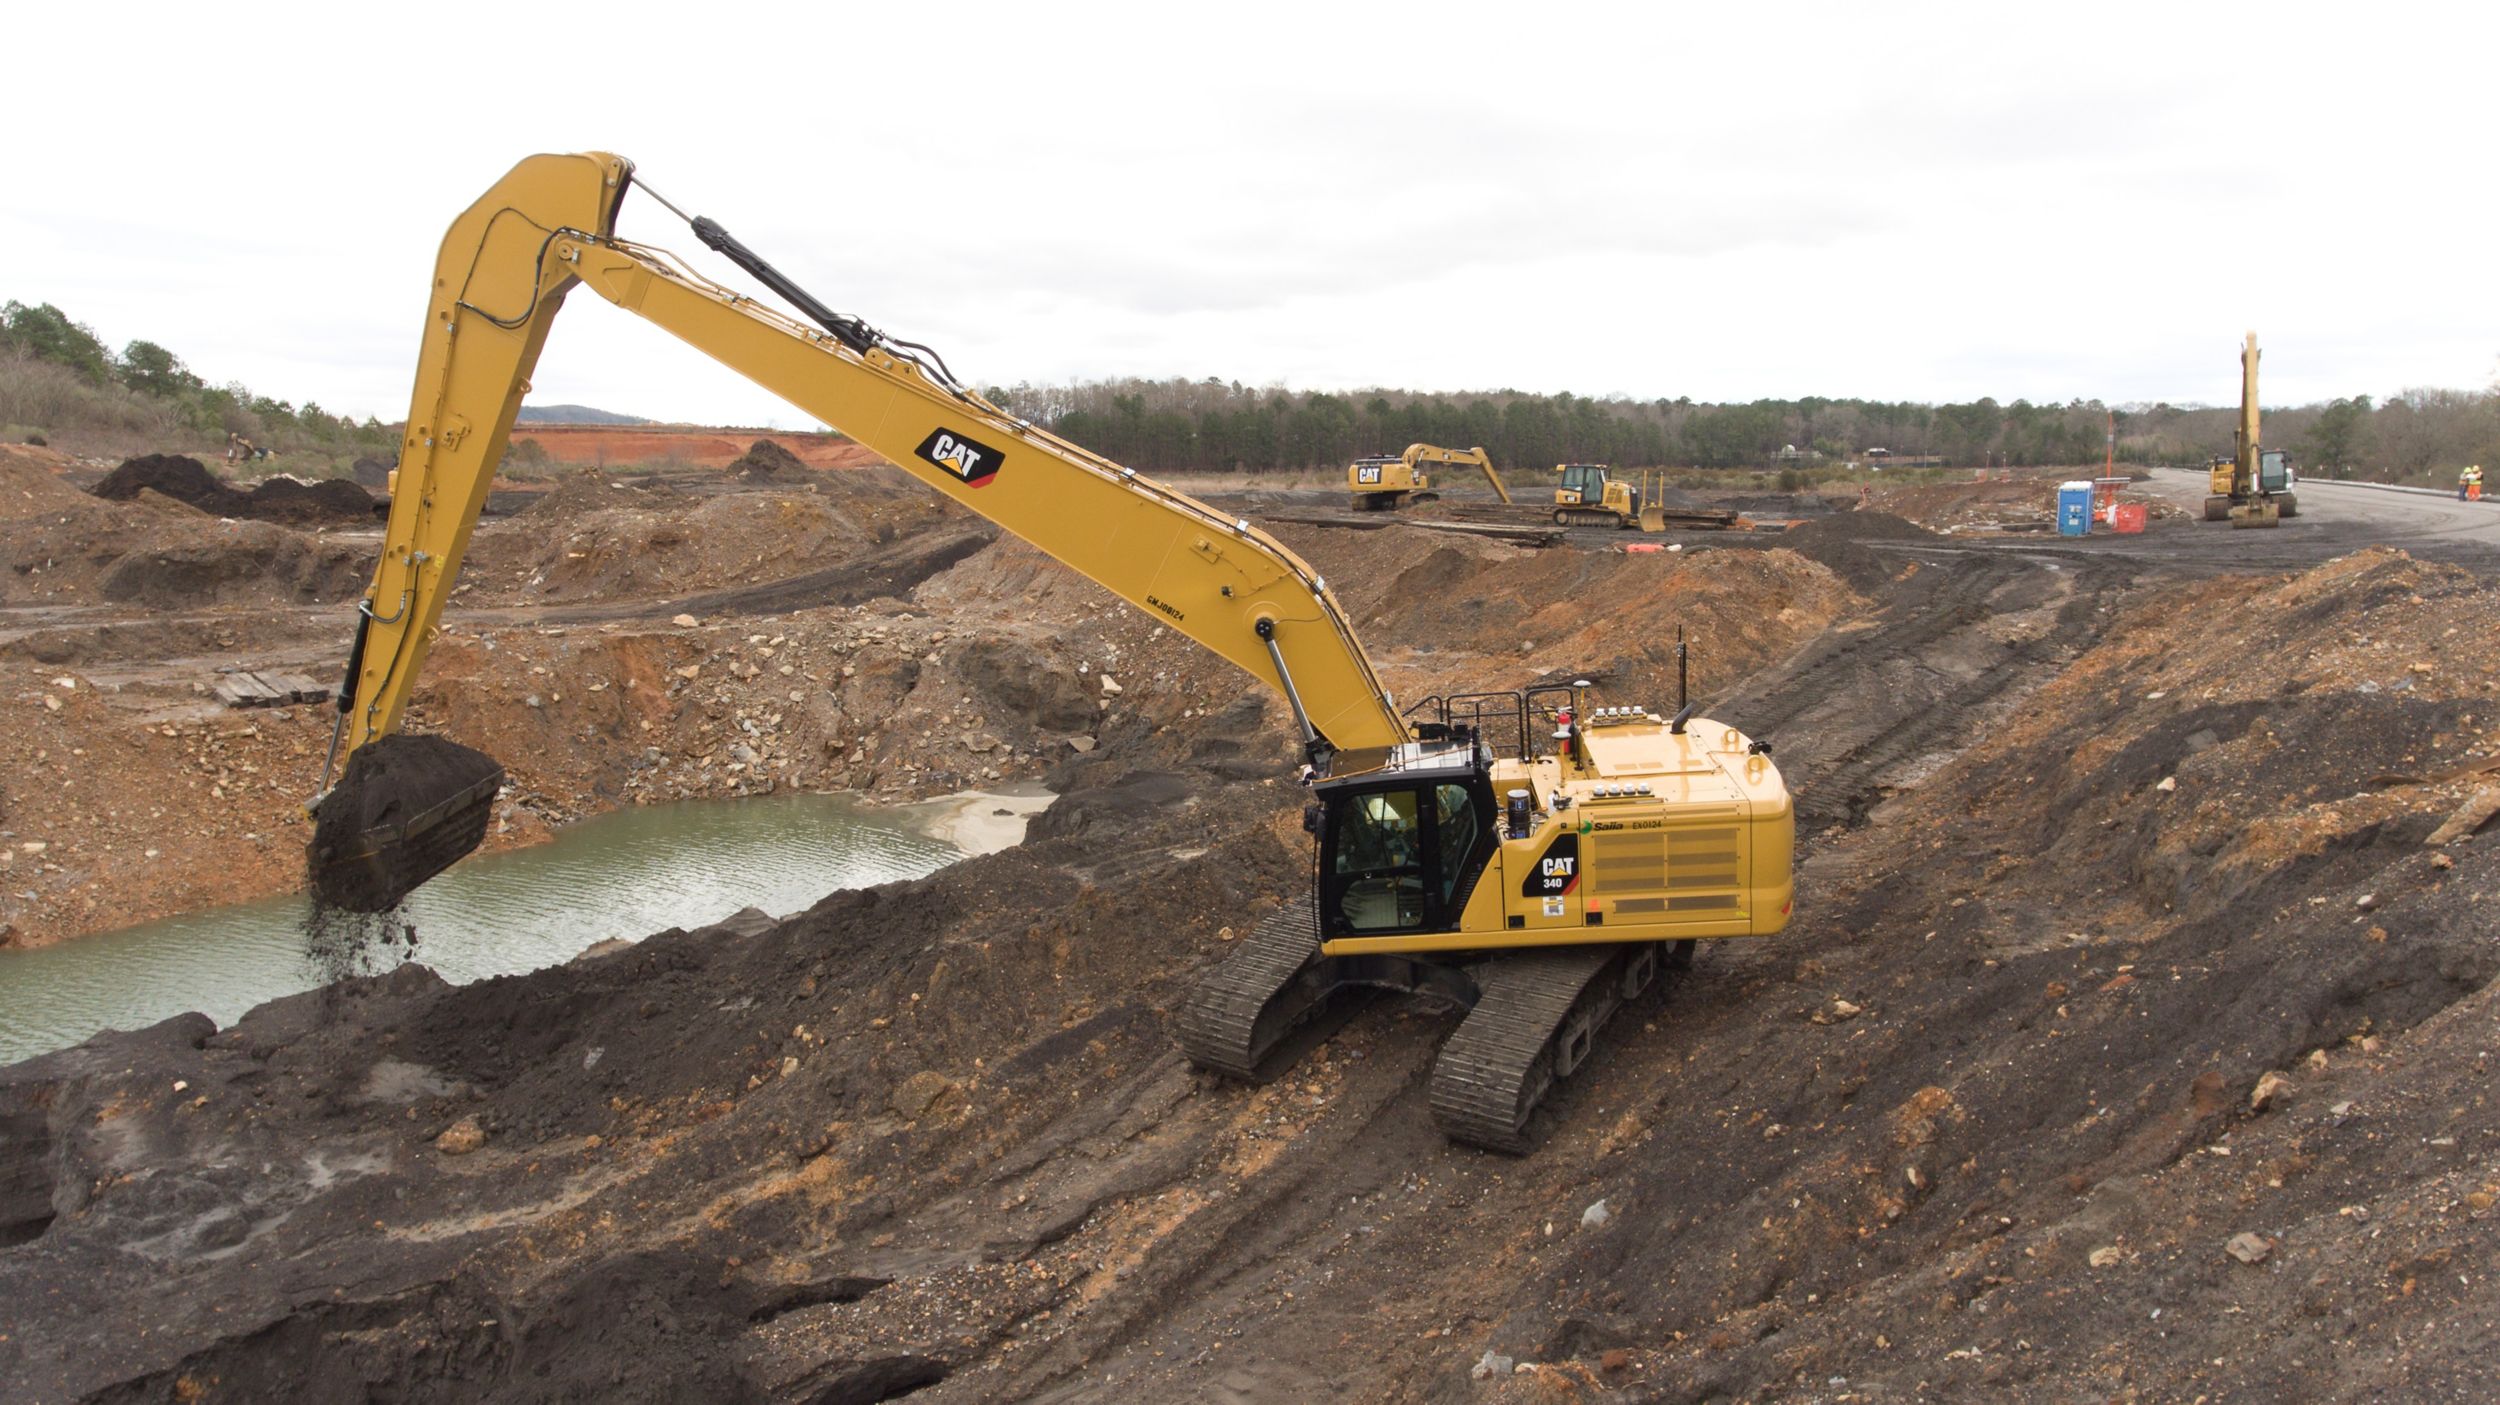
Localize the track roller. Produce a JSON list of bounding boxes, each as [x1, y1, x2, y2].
[[1428, 944, 1662, 1153], [1176, 899, 1351, 1080]]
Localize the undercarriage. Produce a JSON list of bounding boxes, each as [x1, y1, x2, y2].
[[1176, 898, 1695, 1153]]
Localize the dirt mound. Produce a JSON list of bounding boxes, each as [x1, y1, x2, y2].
[[511, 424, 888, 471], [352, 455, 396, 489], [728, 438, 808, 482], [4, 494, 371, 606], [1287, 525, 1856, 705], [244, 475, 379, 524], [89, 454, 232, 509], [90, 455, 379, 525], [514, 468, 687, 521], [0, 443, 94, 520], [1772, 508, 1939, 589], [95, 521, 370, 607]]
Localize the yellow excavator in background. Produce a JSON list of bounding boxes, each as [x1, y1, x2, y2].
[[307, 152, 1793, 1152], [1346, 443, 1510, 510], [1552, 463, 1664, 530], [2203, 331, 2300, 528]]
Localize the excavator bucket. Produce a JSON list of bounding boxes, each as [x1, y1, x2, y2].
[[307, 735, 505, 911], [2229, 500, 2281, 530]]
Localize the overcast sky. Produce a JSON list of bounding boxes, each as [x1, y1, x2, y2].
[[6, 2, 2493, 429]]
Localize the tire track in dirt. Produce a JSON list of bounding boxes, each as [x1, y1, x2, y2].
[[1716, 548, 2135, 834]]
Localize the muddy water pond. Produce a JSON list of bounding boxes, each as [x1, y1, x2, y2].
[[0, 787, 1050, 1066]]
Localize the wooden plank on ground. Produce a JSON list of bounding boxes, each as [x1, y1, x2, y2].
[[214, 674, 283, 708], [259, 672, 331, 704], [214, 671, 331, 709]]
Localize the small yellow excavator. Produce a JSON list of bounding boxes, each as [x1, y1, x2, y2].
[[1346, 443, 1510, 510], [1551, 463, 1664, 530], [306, 152, 1793, 1152], [2203, 331, 2300, 528]]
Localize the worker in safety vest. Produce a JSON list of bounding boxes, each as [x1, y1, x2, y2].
[[2463, 464, 2484, 502]]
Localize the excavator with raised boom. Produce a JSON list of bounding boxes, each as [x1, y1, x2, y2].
[[307, 152, 1794, 1152], [2203, 331, 2299, 528], [1346, 443, 1511, 511]]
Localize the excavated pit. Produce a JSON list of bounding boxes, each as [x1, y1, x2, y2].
[[7, 457, 2500, 1403]]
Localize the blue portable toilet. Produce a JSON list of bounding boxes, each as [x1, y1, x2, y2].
[[2057, 480, 2095, 537]]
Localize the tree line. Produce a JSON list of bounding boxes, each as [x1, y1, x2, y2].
[[0, 300, 388, 454], [984, 377, 2500, 484], [9, 298, 2490, 485]]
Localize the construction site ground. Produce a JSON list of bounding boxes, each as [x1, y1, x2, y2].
[[4, 445, 2500, 1403]]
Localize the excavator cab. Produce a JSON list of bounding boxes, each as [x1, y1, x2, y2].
[[1314, 745, 1496, 939]]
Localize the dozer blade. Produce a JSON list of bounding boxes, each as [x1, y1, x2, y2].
[[307, 735, 505, 911]]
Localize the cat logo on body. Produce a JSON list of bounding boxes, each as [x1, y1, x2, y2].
[[1521, 832, 1580, 898], [1355, 464, 1384, 484], [914, 427, 1003, 488]]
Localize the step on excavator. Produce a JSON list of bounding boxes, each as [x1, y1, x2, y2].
[[2203, 331, 2300, 529], [1346, 443, 1511, 511], [307, 152, 1794, 1152]]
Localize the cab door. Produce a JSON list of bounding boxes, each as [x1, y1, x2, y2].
[[1319, 780, 1496, 939]]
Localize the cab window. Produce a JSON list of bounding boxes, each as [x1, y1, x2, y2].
[[1332, 789, 1423, 931], [1435, 783, 1480, 905]]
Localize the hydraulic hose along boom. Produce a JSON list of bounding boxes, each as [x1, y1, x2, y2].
[[318, 151, 1405, 903], [317, 151, 1792, 1152]]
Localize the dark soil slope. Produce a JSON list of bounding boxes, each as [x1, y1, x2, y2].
[[4, 540, 2498, 1404]]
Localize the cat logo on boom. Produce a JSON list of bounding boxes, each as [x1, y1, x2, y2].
[[915, 427, 1003, 488]]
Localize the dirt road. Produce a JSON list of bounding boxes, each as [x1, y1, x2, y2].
[[2137, 466, 2500, 566]]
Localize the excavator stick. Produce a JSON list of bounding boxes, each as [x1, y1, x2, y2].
[[307, 735, 505, 911]]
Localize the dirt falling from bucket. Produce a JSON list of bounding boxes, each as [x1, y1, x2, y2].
[[301, 902, 419, 985], [303, 733, 505, 971]]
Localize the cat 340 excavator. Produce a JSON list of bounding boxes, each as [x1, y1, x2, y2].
[[308, 152, 1794, 1152]]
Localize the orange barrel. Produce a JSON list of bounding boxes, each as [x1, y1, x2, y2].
[[2112, 502, 2147, 534]]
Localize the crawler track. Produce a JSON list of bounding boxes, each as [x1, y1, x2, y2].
[[1429, 944, 1658, 1153], [1174, 898, 1332, 1080], [1552, 506, 1631, 529]]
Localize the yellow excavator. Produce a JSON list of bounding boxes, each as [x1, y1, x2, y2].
[[2203, 331, 2300, 528], [1346, 443, 1510, 511], [308, 152, 1793, 1152]]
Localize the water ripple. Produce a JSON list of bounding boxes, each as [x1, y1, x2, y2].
[[0, 792, 963, 1065]]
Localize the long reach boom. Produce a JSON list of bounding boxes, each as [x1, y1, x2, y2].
[[334, 151, 1404, 820]]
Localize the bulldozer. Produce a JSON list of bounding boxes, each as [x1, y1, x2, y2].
[[1346, 443, 1510, 511], [2203, 331, 2300, 529], [1551, 463, 1665, 530], [303, 152, 1794, 1153]]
